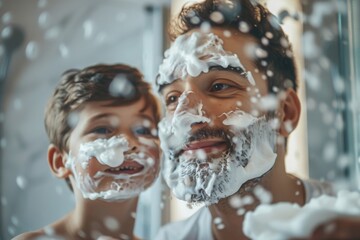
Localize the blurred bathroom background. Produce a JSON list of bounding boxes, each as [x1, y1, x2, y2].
[[0, 0, 359, 239]]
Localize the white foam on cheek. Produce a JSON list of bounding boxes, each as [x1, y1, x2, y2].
[[243, 190, 360, 240], [159, 95, 210, 153], [138, 136, 157, 148], [65, 136, 160, 201], [161, 110, 277, 205], [78, 136, 129, 168], [157, 32, 253, 86], [222, 110, 258, 129]]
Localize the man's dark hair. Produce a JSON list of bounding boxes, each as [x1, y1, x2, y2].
[[168, 0, 297, 93]]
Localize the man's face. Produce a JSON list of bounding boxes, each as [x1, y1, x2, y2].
[[157, 28, 279, 204], [66, 98, 160, 201]]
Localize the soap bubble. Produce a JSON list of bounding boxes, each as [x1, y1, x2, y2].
[[11, 216, 19, 226], [258, 94, 278, 111], [266, 70, 274, 77], [43, 226, 55, 236], [195, 149, 206, 161], [261, 37, 269, 46], [255, 47, 268, 58], [38, 12, 49, 28], [237, 208, 246, 215], [306, 98, 316, 111], [38, 0, 48, 8], [217, 223, 225, 230], [213, 217, 222, 224], [67, 111, 80, 129], [229, 195, 242, 208], [25, 41, 40, 60], [104, 216, 119, 231], [16, 176, 27, 189], [45, 27, 61, 40], [253, 185, 272, 204], [322, 141, 336, 162], [2, 12, 12, 24], [242, 195, 254, 205], [59, 43, 69, 58], [284, 120, 293, 133], [83, 20, 94, 39], [303, 31, 320, 59], [210, 11, 224, 24], [200, 21, 211, 33], [119, 233, 130, 240], [190, 16, 200, 25], [239, 21, 250, 33], [8, 226, 15, 236], [337, 154, 349, 169], [131, 212, 136, 218], [1, 26, 12, 39], [223, 30, 231, 38], [109, 74, 135, 98]]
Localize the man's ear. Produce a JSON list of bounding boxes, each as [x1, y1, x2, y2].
[[48, 144, 71, 179], [278, 88, 301, 137]]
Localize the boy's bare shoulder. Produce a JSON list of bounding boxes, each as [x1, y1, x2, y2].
[[12, 229, 46, 240]]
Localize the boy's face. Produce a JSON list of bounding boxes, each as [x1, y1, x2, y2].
[[157, 28, 280, 204], [66, 97, 160, 201]]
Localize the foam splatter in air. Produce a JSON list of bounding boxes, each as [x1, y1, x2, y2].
[[243, 190, 360, 240], [65, 135, 158, 201], [159, 105, 277, 205], [157, 31, 255, 89]]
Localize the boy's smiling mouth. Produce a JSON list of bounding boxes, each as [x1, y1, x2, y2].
[[105, 161, 144, 175]]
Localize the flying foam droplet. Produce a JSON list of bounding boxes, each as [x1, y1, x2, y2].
[[16, 176, 27, 189], [104, 217, 119, 231], [109, 74, 135, 98]]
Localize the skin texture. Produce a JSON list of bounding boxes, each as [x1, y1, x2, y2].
[[160, 27, 303, 240], [14, 97, 160, 240]]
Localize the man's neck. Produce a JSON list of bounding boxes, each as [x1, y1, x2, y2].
[[208, 145, 306, 240]]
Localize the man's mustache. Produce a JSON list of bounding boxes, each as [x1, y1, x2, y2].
[[170, 126, 233, 159]]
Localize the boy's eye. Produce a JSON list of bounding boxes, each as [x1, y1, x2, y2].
[[210, 83, 230, 92], [134, 126, 153, 136], [91, 127, 113, 135]]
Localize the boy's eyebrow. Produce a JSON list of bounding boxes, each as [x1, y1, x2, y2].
[[138, 113, 155, 123], [88, 113, 114, 122]]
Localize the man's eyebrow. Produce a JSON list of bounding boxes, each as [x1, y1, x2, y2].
[[209, 65, 247, 76], [158, 82, 171, 94]]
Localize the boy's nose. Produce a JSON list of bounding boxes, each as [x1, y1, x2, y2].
[[174, 91, 203, 116]]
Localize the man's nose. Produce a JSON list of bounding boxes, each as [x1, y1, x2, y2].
[[174, 91, 203, 116]]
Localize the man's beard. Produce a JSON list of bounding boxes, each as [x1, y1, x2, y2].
[[160, 114, 277, 205]]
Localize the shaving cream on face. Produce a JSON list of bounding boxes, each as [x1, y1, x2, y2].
[[243, 190, 360, 240], [66, 135, 158, 201], [158, 32, 256, 88], [159, 108, 277, 205]]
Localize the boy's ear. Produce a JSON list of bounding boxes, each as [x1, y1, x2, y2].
[[278, 88, 301, 137], [48, 144, 71, 178]]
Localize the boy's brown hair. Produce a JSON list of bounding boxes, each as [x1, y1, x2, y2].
[[44, 64, 160, 153], [167, 0, 297, 93]]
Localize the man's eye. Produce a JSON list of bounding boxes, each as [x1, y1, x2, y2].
[[210, 83, 230, 92], [91, 127, 113, 135], [165, 95, 179, 106]]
